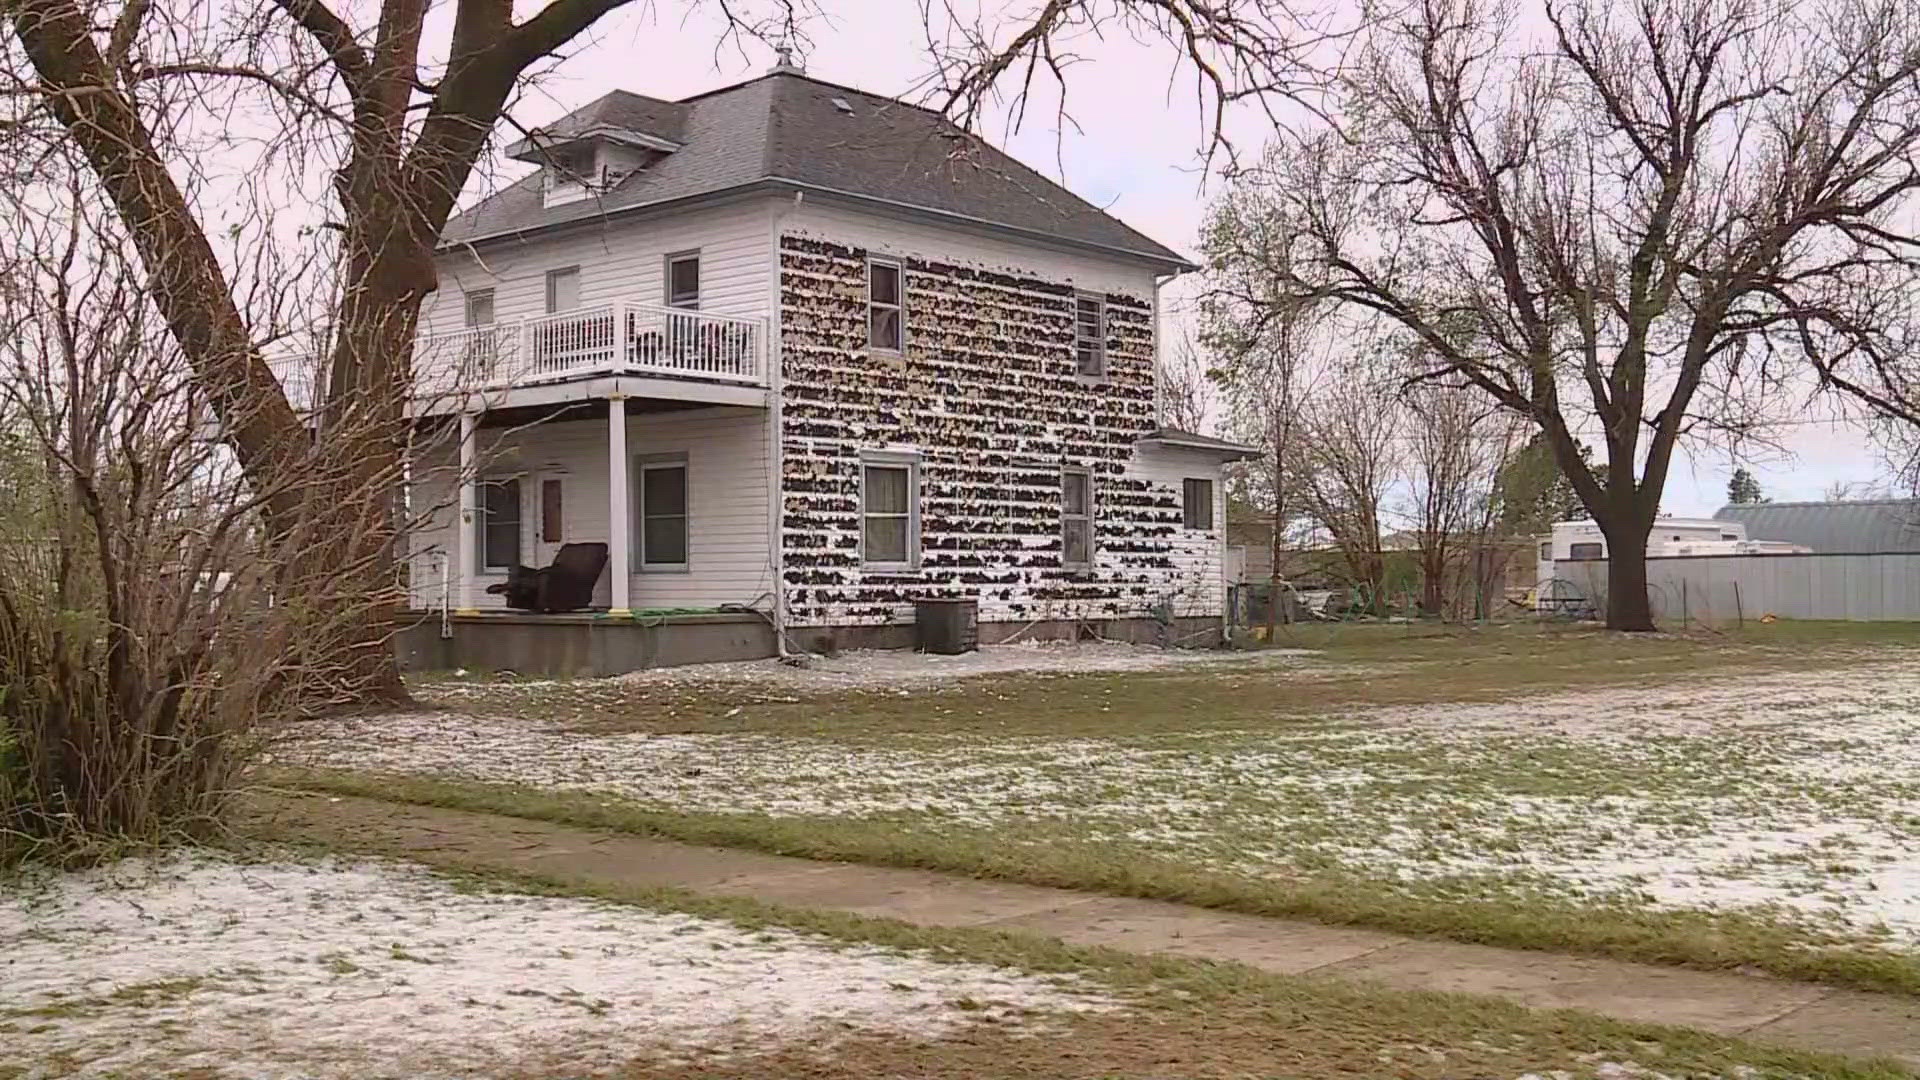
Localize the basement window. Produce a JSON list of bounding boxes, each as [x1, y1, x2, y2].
[[868, 257, 903, 353], [1062, 467, 1093, 568], [1074, 294, 1106, 377]]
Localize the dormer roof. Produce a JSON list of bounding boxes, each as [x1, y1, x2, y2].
[[444, 71, 1192, 272], [502, 90, 690, 161]]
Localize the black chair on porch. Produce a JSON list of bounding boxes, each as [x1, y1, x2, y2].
[[484, 542, 609, 613]]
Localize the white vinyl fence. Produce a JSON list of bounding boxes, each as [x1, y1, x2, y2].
[[1554, 553, 1920, 623]]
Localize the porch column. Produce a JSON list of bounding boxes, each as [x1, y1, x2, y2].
[[607, 393, 631, 615], [455, 411, 480, 614]]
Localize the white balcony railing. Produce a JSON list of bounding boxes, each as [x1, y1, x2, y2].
[[274, 301, 765, 412], [415, 302, 764, 399]]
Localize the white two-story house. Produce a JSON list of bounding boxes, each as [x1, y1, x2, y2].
[[382, 58, 1253, 674]]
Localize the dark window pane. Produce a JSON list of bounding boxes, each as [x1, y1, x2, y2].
[[870, 306, 901, 351], [668, 256, 700, 307], [643, 466, 687, 516], [865, 516, 907, 564], [644, 514, 687, 565], [1183, 478, 1213, 530], [546, 267, 580, 313], [1062, 471, 1089, 515], [870, 261, 900, 305], [541, 479, 563, 543], [864, 466, 909, 514], [1569, 542, 1603, 560], [1076, 342, 1102, 375], [1063, 520, 1091, 566], [465, 290, 494, 328], [480, 479, 520, 569]]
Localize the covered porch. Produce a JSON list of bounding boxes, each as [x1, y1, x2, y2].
[[406, 384, 777, 632]]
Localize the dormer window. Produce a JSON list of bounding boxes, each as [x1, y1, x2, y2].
[[542, 145, 598, 207]]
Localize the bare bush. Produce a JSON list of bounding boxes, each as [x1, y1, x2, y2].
[[0, 181, 405, 865]]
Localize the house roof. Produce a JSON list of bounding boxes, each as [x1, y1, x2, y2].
[[1713, 499, 1920, 554], [443, 71, 1192, 270], [1135, 427, 1260, 460]]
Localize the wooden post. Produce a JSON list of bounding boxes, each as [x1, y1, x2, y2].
[[455, 411, 480, 615], [607, 393, 631, 616], [1734, 580, 1744, 628]]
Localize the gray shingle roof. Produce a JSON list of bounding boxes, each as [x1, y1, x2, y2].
[[442, 72, 1190, 269], [1713, 499, 1920, 553]]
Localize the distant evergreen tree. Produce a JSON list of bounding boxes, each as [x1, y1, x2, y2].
[[1727, 468, 1766, 505]]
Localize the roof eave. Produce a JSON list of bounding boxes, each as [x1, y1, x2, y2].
[[440, 176, 1199, 273], [1135, 434, 1260, 461]]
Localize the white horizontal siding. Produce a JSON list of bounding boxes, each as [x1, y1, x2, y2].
[[1125, 446, 1227, 619], [422, 196, 780, 335], [407, 408, 772, 612]]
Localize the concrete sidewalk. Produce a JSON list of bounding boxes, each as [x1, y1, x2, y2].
[[264, 791, 1920, 1067]]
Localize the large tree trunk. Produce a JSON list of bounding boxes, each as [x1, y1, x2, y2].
[[1599, 520, 1656, 631]]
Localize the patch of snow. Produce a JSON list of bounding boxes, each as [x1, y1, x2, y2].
[[0, 854, 1115, 1079], [299, 661, 1920, 949]]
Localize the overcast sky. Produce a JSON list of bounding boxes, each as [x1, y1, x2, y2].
[[485, 0, 1896, 515]]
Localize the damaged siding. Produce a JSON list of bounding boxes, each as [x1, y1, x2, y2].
[[778, 222, 1218, 628]]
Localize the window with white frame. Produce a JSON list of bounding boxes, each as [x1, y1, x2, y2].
[[1074, 294, 1105, 376], [545, 266, 581, 313], [1569, 542, 1604, 560], [861, 458, 918, 567], [1182, 478, 1215, 530], [665, 251, 701, 309], [1061, 467, 1093, 568], [868, 258, 903, 352], [478, 478, 522, 571], [464, 289, 494, 328], [637, 459, 689, 568]]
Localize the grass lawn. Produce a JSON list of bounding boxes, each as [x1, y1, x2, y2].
[[8, 833, 1908, 1079], [286, 621, 1920, 996]]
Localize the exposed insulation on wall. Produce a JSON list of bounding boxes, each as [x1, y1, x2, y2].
[[779, 234, 1222, 628]]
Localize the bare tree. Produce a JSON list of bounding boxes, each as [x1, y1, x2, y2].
[[1200, 199, 1333, 635], [1297, 372, 1401, 611], [1159, 332, 1216, 432], [1402, 383, 1507, 616], [0, 0, 808, 703], [1204, 0, 1920, 630]]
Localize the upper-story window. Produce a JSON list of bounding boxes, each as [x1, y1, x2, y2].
[[1074, 294, 1106, 377], [665, 252, 701, 309], [868, 257, 903, 352], [545, 266, 581, 313], [464, 289, 494, 328], [542, 145, 595, 207]]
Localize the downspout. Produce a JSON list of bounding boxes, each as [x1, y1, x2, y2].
[[765, 192, 803, 657]]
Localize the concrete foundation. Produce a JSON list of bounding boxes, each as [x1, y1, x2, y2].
[[397, 612, 777, 678], [399, 611, 1225, 677]]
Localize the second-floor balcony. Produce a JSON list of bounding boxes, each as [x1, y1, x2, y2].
[[276, 300, 766, 413]]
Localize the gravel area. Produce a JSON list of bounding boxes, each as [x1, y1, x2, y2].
[[300, 662, 1920, 948], [0, 854, 1114, 1079]]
